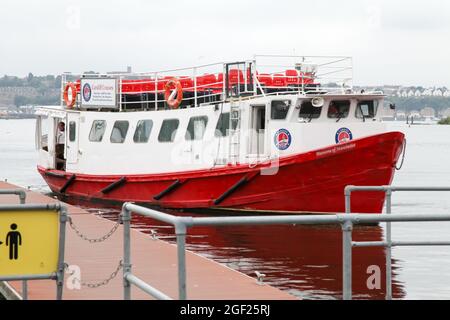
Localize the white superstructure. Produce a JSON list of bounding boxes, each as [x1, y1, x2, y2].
[[35, 55, 387, 176]]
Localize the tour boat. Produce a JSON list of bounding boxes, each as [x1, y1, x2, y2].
[[35, 55, 405, 214]]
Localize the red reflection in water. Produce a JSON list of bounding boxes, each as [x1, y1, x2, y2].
[[60, 196, 405, 300]]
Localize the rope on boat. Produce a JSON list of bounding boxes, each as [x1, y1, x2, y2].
[[395, 139, 406, 170]]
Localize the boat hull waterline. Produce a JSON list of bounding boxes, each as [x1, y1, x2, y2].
[[38, 131, 405, 214]]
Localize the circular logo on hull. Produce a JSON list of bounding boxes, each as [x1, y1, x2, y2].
[[335, 127, 353, 144], [274, 129, 292, 150], [82, 83, 92, 102]]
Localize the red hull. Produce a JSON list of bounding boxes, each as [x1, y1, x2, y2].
[[38, 132, 404, 214]]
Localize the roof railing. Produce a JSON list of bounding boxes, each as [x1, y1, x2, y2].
[[61, 55, 355, 111]]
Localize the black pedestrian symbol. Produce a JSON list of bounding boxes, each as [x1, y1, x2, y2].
[[6, 223, 22, 260]]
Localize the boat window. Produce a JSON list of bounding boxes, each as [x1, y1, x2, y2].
[[110, 121, 129, 143], [89, 120, 107, 142], [298, 100, 321, 120], [271, 100, 291, 120], [69, 121, 76, 142], [215, 113, 230, 137], [158, 119, 179, 142], [215, 112, 238, 137], [186, 116, 208, 140], [356, 100, 379, 119], [327, 100, 350, 119], [133, 120, 153, 143]]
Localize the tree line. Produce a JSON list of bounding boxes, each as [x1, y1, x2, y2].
[[0, 73, 61, 89], [2, 74, 450, 110], [385, 96, 450, 113], [1, 73, 61, 107]]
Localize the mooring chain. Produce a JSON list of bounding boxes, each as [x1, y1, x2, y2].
[[68, 216, 121, 243], [66, 260, 123, 289]]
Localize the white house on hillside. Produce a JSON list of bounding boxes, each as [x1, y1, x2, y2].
[[433, 89, 443, 96]]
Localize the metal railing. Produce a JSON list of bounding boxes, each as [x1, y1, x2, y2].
[[61, 55, 355, 111], [121, 197, 450, 300], [121, 207, 173, 300], [0, 189, 26, 204], [345, 185, 450, 300]]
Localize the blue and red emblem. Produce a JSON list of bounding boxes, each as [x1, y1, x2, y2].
[[335, 127, 353, 144], [83, 83, 92, 102], [274, 129, 292, 150]]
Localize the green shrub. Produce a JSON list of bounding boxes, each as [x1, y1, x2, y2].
[[438, 117, 450, 125]]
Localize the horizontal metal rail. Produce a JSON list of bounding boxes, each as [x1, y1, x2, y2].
[[0, 189, 26, 204], [353, 241, 450, 247], [122, 200, 450, 301], [124, 273, 173, 300], [345, 185, 450, 300], [345, 186, 450, 195], [0, 203, 63, 211], [0, 273, 57, 281]]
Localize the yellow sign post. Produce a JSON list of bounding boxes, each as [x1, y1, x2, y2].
[[0, 210, 59, 276], [0, 203, 67, 300]]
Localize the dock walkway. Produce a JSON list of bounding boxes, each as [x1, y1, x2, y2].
[[0, 181, 295, 300]]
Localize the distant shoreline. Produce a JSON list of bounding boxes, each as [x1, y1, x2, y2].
[[0, 114, 37, 120]]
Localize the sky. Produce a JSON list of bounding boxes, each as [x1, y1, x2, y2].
[[1, 0, 450, 87]]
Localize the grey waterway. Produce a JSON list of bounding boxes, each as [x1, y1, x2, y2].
[[1, 119, 450, 299]]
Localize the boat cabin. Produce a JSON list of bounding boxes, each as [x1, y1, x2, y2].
[[35, 55, 387, 176]]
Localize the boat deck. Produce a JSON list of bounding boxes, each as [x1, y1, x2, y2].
[[0, 181, 295, 300]]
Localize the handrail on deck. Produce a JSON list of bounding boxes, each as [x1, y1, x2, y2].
[[61, 55, 354, 111], [121, 186, 450, 300]]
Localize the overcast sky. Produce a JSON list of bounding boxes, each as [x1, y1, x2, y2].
[[1, 0, 449, 86]]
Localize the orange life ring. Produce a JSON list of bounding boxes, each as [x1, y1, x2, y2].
[[164, 78, 183, 109], [63, 82, 77, 108]]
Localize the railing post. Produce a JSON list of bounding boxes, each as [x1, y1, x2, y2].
[[19, 191, 26, 204], [118, 76, 122, 112], [61, 74, 66, 108], [175, 222, 187, 300], [385, 189, 393, 300], [22, 280, 28, 300], [252, 59, 257, 96], [154, 73, 158, 111], [301, 58, 305, 93], [342, 219, 353, 300], [56, 205, 68, 300], [193, 67, 197, 108], [122, 206, 132, 300], [344, 186, 353, 214]]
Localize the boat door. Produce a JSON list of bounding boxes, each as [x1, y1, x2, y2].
[[250, 104, 266, 156], [66, 112, 80, 164]]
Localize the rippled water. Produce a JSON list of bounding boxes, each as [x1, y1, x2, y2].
[[1, 119, 450, 299]]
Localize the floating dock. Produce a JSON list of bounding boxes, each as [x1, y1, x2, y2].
[[0, 181, 295, 300]]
